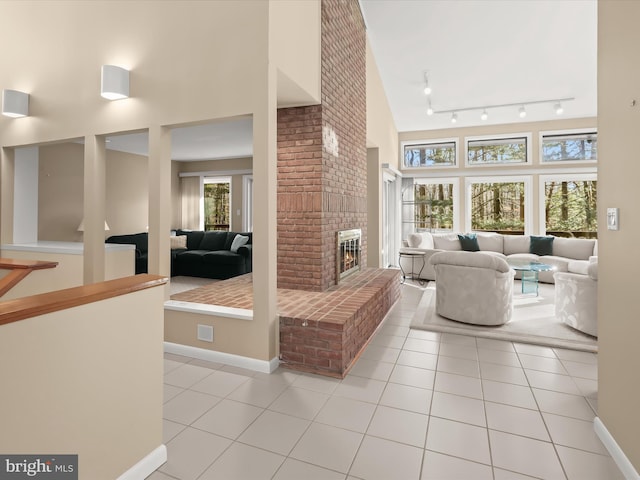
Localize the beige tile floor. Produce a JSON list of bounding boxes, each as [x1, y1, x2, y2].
[[150, 284, 622, 480]]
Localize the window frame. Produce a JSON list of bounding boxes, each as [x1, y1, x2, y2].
[[407, 177, 460, 233], [201, 175, 232, 231], [539, 128, 598, 165], [538, 173, 598, 237], [400, 138, 459, 170], [464, 175, 533, 235], [464, 133, 532, 167]]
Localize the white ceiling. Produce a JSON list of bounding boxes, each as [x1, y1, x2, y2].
[[106, 1, 597, 160], [360, 0, 598, 131], [105, 117, 254, 162]]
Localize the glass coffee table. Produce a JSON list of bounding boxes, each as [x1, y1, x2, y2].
[[507, 259, 555, 296]]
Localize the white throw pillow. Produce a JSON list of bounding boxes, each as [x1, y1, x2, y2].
[[230, 234, 249, 253], [170, 235, 187, 249], [407, 233, 423, 248]]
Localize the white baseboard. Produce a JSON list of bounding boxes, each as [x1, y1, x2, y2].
[[594, 417, 640, 480], [164, 342, 280, 374], [117, 444, 167, 480]]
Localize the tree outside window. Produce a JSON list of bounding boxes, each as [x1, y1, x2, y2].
[[542, 133, 597, 162], [413, 183, 454, 231], [204, 179, 230, 231], [544, 180, 597, 238], [403, 140, 456, 168], [467, 137, 528, 165], [471, 182, 525, 234]]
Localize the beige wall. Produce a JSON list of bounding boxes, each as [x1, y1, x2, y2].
[[399, 117, 597, 235], [107, 149, 149, 235], [270, 0, 321, 107], [38, 143, 84, 241], [38, 143, 149, 241], [597, 0, 640, 471], [366, 39, 399, 267], [176, 157, 253, 232], [0, 285, 165, 479]]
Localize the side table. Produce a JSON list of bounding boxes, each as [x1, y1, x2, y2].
[[399, 252, 426, 285]]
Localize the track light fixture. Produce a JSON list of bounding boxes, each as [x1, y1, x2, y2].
[[427, 101, 434, 116], [423, 72, 432, 96], [519, 106, 527, 118], [427, 97, 574, 121]]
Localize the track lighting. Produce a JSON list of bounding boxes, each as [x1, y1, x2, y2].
[[423, 72, 432, 96], [429, 97, 573, 121], [427, 101, 434, 116]]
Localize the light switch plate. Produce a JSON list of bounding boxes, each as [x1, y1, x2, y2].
[[607, 207, 619, 230]]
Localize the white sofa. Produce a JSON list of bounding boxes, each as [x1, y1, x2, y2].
[[554, 261, 598, 337], [400, 232, 597, 284], [431, 251, 515, 325]]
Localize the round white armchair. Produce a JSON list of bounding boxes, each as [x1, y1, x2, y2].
[[554, 261, 598, 337], [430, 251, 515, 326]]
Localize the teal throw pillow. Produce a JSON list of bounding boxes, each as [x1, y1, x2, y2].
[[530, 235, 554, 256], [458, 233, 480, 252]]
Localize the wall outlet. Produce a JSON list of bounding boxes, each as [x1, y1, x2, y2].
[[197, 324, 214, 342]]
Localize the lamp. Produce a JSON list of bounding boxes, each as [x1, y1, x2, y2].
[[519, 105, 527, 118], [101, 65, 129, 100], [451, 112, 458, 124], [77, 219, 110, 232], [2, 89, 29, 117], [554, 103, 564, 115], [480, 109, 488, 121]]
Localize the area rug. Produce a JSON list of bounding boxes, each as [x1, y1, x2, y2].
[[410, 281, 597, 353]]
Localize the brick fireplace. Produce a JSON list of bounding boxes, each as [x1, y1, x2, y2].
[[277, 0, 367, 292], [276, 0, 401, 377]]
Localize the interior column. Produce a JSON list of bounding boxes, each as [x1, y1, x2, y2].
[[148, 125, 172, 284], [83, 135, 107, 284]]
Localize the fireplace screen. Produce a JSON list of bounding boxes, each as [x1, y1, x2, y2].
[[337, 229, 362, 283]]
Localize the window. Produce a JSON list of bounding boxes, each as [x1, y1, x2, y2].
[[540, 175, 597, 238], [402, 139, 457, 168], [466, 134, 531, 166], [203, 177, 231, 231], [402, 177, 458, 235], [541, 131, 597, 163], [467, 176, 532, 234]]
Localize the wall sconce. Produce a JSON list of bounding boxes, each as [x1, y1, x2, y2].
[[78, 219, 110, 232], [101, 65, 129, 100], [2, 89, 29, 117]]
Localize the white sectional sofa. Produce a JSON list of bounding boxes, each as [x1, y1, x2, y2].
[[399, 231, 597, 284]]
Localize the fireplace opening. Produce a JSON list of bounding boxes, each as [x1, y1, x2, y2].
[[337, 229, 362, 283]]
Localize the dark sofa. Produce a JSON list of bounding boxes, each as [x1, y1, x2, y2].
[[105, 230, 252, 279]]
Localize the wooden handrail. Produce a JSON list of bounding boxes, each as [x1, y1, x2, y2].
[[0, 258, 59, 297], [0, 274, 168, 326]]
